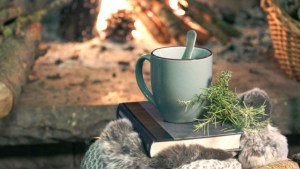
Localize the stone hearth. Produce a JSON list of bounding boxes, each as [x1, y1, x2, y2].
[[0, 0, 300, 168]]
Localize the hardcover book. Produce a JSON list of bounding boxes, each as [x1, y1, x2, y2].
[[116, 101, 243, 157]]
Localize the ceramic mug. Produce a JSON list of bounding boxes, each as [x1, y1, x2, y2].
[[135, 46, 212, 123]]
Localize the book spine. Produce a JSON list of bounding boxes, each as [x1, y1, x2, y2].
[[116, 104, 155, 157], [125, 102, 173, 141]]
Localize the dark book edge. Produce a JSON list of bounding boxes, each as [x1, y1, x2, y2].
[[116, 103, 159, 157], [119, 102, 243, 139], [124, 102, 173, 141], [139, 102, 244, 139], [116, 102, 242, 157]]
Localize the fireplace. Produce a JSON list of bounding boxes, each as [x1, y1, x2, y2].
[[0, 0, 300, 168], [18, 0, 293, 108]]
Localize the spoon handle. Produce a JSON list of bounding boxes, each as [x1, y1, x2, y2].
[[182, 30, 197, 59]]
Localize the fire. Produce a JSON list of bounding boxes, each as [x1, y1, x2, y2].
[[168, 0, 187, 16], [95, 0, 132, 38], [95, 0, 146, 40], [95, 0, 199, 42], [132, 20, 143, 39], [168, 0, 208, 36]]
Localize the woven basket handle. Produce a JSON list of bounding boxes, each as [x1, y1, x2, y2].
[[261, 0, 300, 34], [260, 0, 284, 26], [260, 0, 272, 12]]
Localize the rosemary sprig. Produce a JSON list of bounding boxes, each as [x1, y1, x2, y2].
[[179, 71, 269, 133]]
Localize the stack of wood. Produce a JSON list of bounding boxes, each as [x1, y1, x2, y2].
[[128, 0, 241, 45], [0, 0, 48, 118], [0, 0, 101, 118], [0, 0, 52, 41]]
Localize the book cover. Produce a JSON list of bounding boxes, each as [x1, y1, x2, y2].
[[116, 101, 243, 157]]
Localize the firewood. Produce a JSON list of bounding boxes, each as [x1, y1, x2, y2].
[[186, 0, 241, 38], [0, 82, 13, 118], [0, 6, 23, 25], [1, 9, 45, 40], [130, 1, 171, 43], [136, 10, 172, 43], [149, 0, 187, 44], [0, 0, 52, 24], [139, 0, 209, 45], [0, 23, 41, 118], [180, 0, 241, 44], [185, 5, 230, 44]]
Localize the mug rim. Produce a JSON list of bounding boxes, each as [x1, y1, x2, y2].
[[151, 46, 212, 61]]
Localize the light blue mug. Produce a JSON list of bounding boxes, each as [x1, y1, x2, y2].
[[135, 46, 212, 123]]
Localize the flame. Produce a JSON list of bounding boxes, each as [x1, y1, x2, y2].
[[95, 0, 145, 40], [168, 0, 186, 16], [132, 20, 143, 39], [95, 0, 132, 38]]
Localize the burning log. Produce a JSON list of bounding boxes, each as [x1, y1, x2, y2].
[[185, 6, 230, 44], [187, 0, 241, 37], [131, 1, 172, 43], [185, 0, 241, 42], [129, 0, 240, 44], [150, 0, 210, 45], [0, 23, 41, 118], [130, 0, 210, 45]]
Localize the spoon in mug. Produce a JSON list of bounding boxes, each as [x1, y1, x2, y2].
[[181, 30, 197, 60]]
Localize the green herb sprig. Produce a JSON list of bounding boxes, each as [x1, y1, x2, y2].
[[179, 71, 269, 133]]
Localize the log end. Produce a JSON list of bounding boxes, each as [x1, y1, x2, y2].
[[25, 22, 42, 42], [0, 82, 13, 118]]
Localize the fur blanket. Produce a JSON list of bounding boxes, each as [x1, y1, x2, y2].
[[81, 88, 289, 169], [238, 124, 288, 168], [81, 118, 242, 169]]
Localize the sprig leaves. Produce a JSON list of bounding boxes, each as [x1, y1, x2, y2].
[[179, 71, 269, 133]]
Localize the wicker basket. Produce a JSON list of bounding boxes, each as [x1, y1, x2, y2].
[[261, 0, 300, 81]]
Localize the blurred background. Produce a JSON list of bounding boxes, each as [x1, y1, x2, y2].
[[0, 0, 300, 168]]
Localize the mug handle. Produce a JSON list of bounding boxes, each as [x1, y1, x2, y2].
[[135, 54, 156, 106]]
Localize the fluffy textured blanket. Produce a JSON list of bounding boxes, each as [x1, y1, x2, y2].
[[81, 88, 289, 169], [81, 118, 242, 169]]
